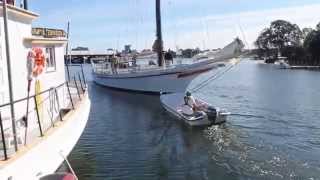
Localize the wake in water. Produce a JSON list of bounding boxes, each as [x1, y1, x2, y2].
[[203, 125, 320, 179]]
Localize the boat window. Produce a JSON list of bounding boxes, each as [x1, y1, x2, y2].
[[46, 46, 56, 72]]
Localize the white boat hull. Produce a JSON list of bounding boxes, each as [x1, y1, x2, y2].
[[160, 93, 228, 126], [93, 38, 244, 93], [94, 70, 198, 93], [93, 60, 222, 93], [161, 100, 212, 126], [0, 93, 91, 180]]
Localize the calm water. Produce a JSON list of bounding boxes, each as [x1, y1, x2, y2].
[[68, 60, 320, 180]]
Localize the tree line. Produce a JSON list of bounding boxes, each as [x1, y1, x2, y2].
[[255, 20, 320, 65]]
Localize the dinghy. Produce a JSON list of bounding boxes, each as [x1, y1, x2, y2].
[[160, 93, 229, 126]]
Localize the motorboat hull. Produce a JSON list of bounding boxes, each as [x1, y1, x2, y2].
[[160, 93, 229, 126]]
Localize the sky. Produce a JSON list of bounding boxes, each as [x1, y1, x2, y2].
[[28, 0, 320, 52]]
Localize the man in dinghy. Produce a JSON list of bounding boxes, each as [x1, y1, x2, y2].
[[184, 91, 206, 112]]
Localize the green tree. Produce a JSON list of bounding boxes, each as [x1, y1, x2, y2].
[[268, 20, 302, 50], [255, 20, 303, 61], [302, 27, 313, 39], [316, 22, 320, 31], [304, 30, 320, 64], [255, 28, 274, 58]]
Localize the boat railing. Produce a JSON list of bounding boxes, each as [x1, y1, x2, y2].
[[92, 60, 184, 75], [0, 76, 87, 161]]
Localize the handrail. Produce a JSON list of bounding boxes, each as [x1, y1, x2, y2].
[[0, 77, 86, 160], [0, 82, 65, 108]]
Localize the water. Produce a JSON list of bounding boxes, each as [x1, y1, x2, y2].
[[68, 60, 320, 180]]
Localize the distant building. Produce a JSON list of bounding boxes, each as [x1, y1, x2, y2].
[[72, 47, 89, 51], [106, 48, 115, 55]]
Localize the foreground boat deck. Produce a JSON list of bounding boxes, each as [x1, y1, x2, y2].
[[0, 91, 87, 166]]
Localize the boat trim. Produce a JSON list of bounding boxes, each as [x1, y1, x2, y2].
[[177, 67, 213, 78], [24, 37, 68, 45], [0, 3, 39, 19]]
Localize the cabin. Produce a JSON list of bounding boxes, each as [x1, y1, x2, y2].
[[0, 3, 70, 135], [0, 2, 90, 179], [0, 2, 74, 149]]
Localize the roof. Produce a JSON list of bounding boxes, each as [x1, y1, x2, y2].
[[24, 37, 67, 45], [0, 3, 39, 21]]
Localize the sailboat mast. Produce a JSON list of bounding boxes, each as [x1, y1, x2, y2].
[[156, 0, 164, 67], [3, 0, 18, 151], [23, 0, 28, 10]]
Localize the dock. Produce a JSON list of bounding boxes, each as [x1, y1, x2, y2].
[[289, 66, 320, 70]]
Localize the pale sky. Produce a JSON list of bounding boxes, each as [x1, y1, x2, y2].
[[29, 0, 320, 51]]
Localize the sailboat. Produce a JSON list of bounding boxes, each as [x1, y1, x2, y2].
[[0, 1, 90, 179], [92, 0, 245, 94]]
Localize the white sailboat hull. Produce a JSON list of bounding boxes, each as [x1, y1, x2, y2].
[[93, 60, 223, 93], [93, 38, 244, 93], [94, 72, 193, 93], [0, 93, 91, 180]]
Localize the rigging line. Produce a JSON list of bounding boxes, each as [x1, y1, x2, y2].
[[238, 21, 250, 49], [190, 59, 241, 93], [134, 0, 141, 49], [190, 64, 235, 93], [190, 65, 231, 92], [191, 59, 240, 90], [229, 113, 265, 119]]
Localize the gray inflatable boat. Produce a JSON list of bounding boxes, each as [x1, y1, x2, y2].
[[160, 93, 229, 126]]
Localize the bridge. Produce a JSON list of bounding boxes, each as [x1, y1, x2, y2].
[[65, 49, 114, 63]]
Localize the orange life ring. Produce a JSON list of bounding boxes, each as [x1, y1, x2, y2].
[[28, 47, 45, 77]]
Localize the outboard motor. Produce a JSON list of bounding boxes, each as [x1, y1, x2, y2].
[[206, 106, 217, 122]]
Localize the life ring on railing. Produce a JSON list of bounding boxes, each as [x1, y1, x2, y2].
[[27, 47, 46, 78]]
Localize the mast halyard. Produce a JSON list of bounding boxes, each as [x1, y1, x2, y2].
[[155, 0, 164, 67]]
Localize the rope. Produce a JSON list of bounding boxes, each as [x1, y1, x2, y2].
[[229, 113, 265, 119], [189, 60, 241, 93], [59, 151, 78, 180]]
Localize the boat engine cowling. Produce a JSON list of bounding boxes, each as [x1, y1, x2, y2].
[[206, 106, 217, 122]]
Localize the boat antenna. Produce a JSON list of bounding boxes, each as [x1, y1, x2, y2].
[[2, 0, 18, 151], [155, 0, 164, 66]]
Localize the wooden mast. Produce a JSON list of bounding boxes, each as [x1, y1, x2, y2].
[[156, 0, 164, 67], [23, 0, 28, 10]]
